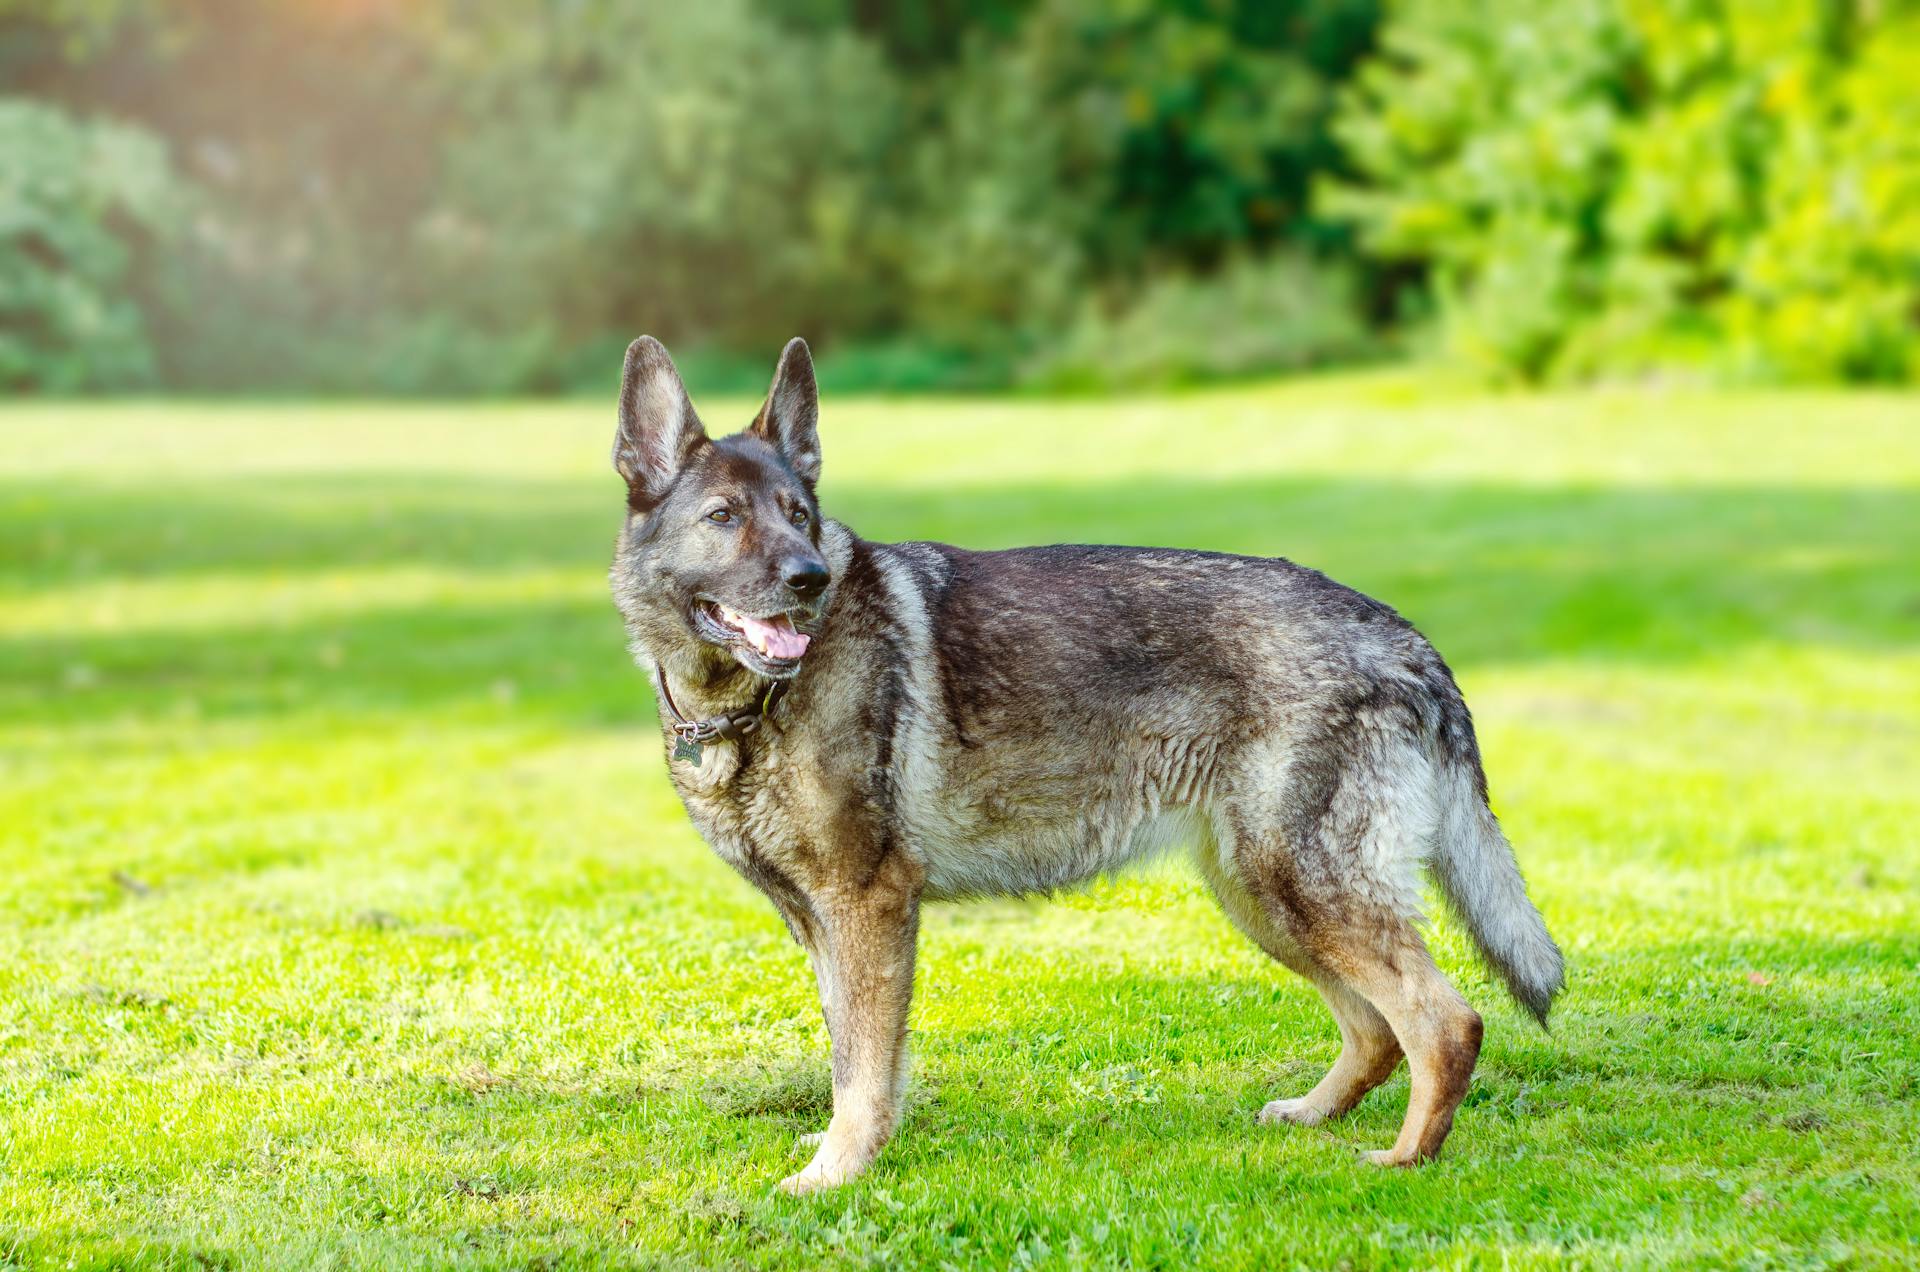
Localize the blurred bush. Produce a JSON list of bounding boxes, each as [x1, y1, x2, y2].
[[1023, 251, 1373, 390], [1324, 0, 1920, 384]]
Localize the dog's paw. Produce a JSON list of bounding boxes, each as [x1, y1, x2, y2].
[[796, 1130, 827, 1150], [1258, 1097, 1330, 1128], [777, 1162, 848, 1196], [1361, 1147, 1424, 1168]]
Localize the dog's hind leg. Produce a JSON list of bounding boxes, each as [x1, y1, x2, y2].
[[1320, 925, 1482, 1166], [1259, 980, 1403, 1128], [1211, 733, 1484, 1164], [1195, 828, 1403, 1127]]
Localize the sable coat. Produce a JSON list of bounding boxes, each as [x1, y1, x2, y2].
[[609, 336, 1563, 1192]]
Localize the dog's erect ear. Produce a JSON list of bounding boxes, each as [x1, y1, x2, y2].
[[750, 337, 821, 489], [614, 336, 708, 508]]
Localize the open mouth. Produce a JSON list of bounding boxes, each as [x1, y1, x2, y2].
[[694, 599, 813, 673]]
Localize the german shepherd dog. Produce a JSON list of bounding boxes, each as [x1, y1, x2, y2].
[[609, 336, 1563, 1194]]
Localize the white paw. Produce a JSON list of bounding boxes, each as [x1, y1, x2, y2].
[[1362, 1147, 1418, 1168], [796, 1130, 827, 1150], [1258, 1097, 1329, 1127]]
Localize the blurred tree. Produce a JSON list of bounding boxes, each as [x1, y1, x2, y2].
[[2, 0, 463, 391], [422, 0, 904, 366], [0, 97, 181, 391]]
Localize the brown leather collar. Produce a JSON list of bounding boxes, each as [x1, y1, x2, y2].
[[653, 665, 788, 761]]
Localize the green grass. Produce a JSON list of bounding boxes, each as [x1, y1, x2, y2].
[[2, 375, 1917, 1269]]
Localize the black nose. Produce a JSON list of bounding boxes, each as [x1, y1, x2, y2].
[[783, 557, 830, 599]]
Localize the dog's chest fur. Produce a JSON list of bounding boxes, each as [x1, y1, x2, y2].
[[666, 696, 1210, 905]]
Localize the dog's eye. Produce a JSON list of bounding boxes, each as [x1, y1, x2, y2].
[[789, 508, 809, 527], [707, 509, 734, 525]]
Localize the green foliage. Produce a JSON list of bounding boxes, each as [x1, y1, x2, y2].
[[1325, 0, 1920, 384], [421, 0, 1381, 380], [9, 0, 1914, 391], [0, 0, 1382, 394], [894, 0, 1380, 353], [0, 96, 180, 391]]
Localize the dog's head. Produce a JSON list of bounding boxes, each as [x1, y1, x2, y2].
[[610, 336, 831, 681]]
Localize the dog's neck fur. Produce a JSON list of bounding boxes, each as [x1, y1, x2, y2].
[[651, 646, 772, 722]]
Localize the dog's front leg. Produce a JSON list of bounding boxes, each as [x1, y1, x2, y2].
[[780, 868, 920, 1195]]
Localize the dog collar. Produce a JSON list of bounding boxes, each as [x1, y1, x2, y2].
[[653, 666, 789, 764]]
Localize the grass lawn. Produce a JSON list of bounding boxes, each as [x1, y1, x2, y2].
[[2, 375, 1916, 1269]]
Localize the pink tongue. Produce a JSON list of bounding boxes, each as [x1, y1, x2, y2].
[[739, 614, 811, 660]]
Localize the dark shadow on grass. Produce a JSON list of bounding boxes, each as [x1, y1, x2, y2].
[[0, 473, 620, 582], [0, 591, 639, 732], [2, 472, 1915, 729]]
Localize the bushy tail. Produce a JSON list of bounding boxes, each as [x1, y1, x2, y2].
[[1431, 766, 1564, 1026]]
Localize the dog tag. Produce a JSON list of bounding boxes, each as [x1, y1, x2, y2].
[[673, 736, 702, 765]]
